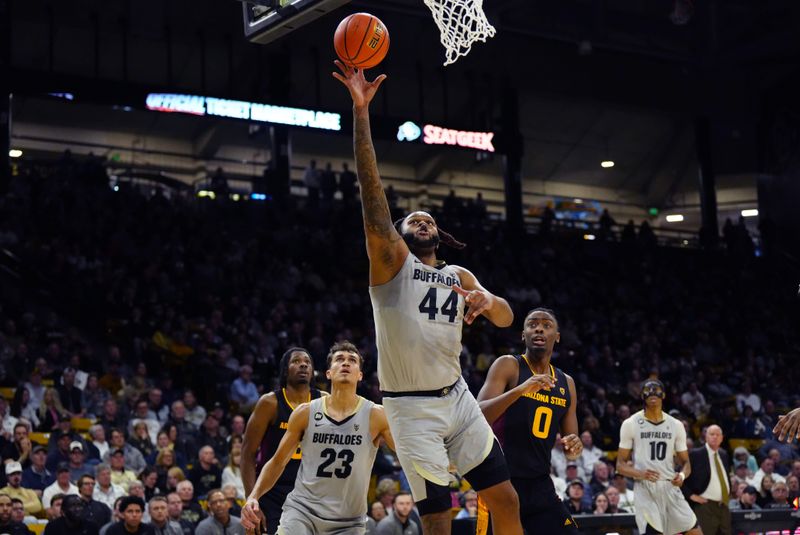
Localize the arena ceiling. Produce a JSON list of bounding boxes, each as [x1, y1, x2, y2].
[[9, 0, 800, 207]]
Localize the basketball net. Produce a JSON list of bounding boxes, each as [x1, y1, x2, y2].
[[423, 0, 496, 65]]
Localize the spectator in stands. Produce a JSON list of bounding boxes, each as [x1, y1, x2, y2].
[[146, 390, 168, 424], [108, 450, 137, 493], [97, 401, 125, 438], [42, 494, 98, 535], [732, 446, 758, 474], [339, 162, 357, 203], [10, 497, 34, 525], [126, 483, 148, 519], [43, 464, 78, 511], [176, 481, 205, 527], [757, 475, 775, 508], [598, 209, 615, 241], [189, 446, 221, 498], [564, 461, 586, 486], [68, 441, 97, 482], [0, 396, 19, 439], [37, 388, 68, 432], [592, 492, 609, 515], [77, 475, 111, 527], [370, 501, 387, 523], [729, 485, 760, 510], [786, 475, 799, 502], [1, 462, 43, 517], [11, 387, 39, 429], [89, 426, 110, 461], [92, 465, 125, 511], [565, 480, 591, 515], [454, 489, 477, 521], [129, 423, 155, 460], [680, 382, 707, 419], [376, 491, 419, 535], [750, 457, 785, 489], [24, 369, 46, 411], [197, 416, 226, 464], [195, 488, 243, 535], [81, 374, 110, 419], [104, 430, 146, 475], [229, 366, 258, 412], [164, 468, 185, 495], [3, 423, 33, 469], [147, 496, 182, 535], [165, 493, 193, 535], [220, 442, 243, 499], [767, 481, 791, 508], [589, 461, 612, 497], [56, 368, 83, 417], [320, 163, 337, 204], [604, 486, 627, 514], [579, 431, 603, 476], [128, 401, 160, 445], [139, 468, 161, 502], [303, 160, 320, 208], [165, 405, 198, 462], [611, 473, 635, 513], [736, 382, 761, 414], [22, 445, 53, 494], [105, 496, 150, 535], [733, 405, 759, 438], [46, 493, 64, 521], [154, 450, 178, 491], [99, 497, 124, 535], [0, 493, 32, 535], [181, 392, 205, 430], [227, 417, 244, 444]]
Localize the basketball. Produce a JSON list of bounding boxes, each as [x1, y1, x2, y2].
[[333, 13, 390, 69]]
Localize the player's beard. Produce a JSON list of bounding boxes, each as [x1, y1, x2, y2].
[[402, 231, 440, 251]]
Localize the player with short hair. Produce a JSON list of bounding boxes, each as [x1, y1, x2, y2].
[[476, 308, 583, 533], [616, 380, 703, 535], [241, 347, 324, 534], [241, 342, 393, 534], [333, 61, 522, 535]]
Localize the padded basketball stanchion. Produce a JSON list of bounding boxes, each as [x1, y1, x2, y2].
[[423, 0, 496, 65]]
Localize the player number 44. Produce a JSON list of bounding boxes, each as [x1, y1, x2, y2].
[[418, 288, 459, 323]]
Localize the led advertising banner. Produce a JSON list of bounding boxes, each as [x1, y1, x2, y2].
[[145, 93, 342, 131], [397, 121, 495, 152]]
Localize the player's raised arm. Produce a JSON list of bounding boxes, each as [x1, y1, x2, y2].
[[451, 267, 513, 327], [332, 61, 408, 286], [241, 403, 310, 530], [477, 355, 555, 424], [241, 393, 277, 498]]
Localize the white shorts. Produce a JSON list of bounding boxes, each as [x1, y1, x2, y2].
[[277, 503, 365, 535], [382, 377, 495, 502], [633, 480, 697, 535]]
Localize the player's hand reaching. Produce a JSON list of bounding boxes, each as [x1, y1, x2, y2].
[[241, 497, 262, 531], [670, 472, 685, 487], [451, 285, 493, 325], [773, 407, 800, 443], [332, 60, 387, 108], [561, 434, 583, 459]]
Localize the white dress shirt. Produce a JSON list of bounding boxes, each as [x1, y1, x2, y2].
[[699, 444, 729, 502]]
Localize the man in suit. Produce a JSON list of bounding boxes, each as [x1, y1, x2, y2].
[[683, 424, 731, 535]]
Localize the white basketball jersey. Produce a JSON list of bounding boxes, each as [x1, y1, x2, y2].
[[369, 252, 465, 392], [619, 410, 687, 481]]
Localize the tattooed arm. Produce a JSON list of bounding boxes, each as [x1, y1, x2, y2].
[[333, 61, 409, 285]]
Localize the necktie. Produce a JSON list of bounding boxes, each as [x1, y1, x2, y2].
[[714, 452, 729, 504]]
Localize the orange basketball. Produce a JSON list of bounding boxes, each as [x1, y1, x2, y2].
[[334, 13, 390, 70]]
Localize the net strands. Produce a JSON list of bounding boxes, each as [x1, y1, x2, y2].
[[424, 0, 496, 65]]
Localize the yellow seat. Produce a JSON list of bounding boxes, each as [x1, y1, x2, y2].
[[605, 450, 618, 461], [29, 432, 50, 446], [728, 438, 764, 453], [0, 387, 15, 400], [27, 523, 47, 535], [42, 379, 54, 387], [70, 417, 95, 432]]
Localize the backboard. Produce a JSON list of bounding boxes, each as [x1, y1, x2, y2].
[[241, 0, 352, 45]]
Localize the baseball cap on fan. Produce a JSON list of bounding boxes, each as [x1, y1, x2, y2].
[[5, 461, 22, 475]]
